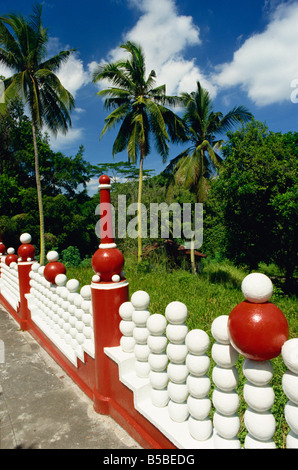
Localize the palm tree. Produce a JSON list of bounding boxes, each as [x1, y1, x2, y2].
[[0, 4, 75, 265], [92, 41, 187, 262], [164, 81, 253, 273]]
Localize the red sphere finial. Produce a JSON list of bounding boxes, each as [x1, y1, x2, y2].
[[228, 273, 289, 361], [17, 233, 36, 262], [99, 174, 110, 185]]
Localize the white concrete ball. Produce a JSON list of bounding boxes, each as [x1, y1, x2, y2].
[[20, 233, 32, 244], [131, 290, 150, 310], [112, 274, 120, 282], [92, 274, 100, 283], [211, 342, 239, 369], [147, 334, 167, 354], [286, 430, 298, 449], [186, 353, 210, 377], [7, 247, 15, 254], [243, 359, 273, 386], [282, 338, 298, 374], [150, 388, 169, 408], [134, 343, 150, 362], [120, 335, 136, 353], [168, 400, 189, 423], [285, 401, 298, 435], [46, 250, 59, 262], [185, 329, 210, 355], [166, 343, 188, 364], [32, 262, 41, 272], [244, 407, 276, 441], [165, 301, 187, 325], [146, 313, 167, 336], [119, 301, 134, 321], [149, 370, 169, 390], [244, 433, 276, 449], [243, 383, 275, 412], [211, 316, 230, 345], [133, 327, 149, 344], [188, 416, 213, 441], [168, 381, 189, 403], [213, 411, 240, 440], [119, 320, 135, 337], [167, 362, 189, 384], [241, 272, 273, 303], [80, 284, 91, 299], [132, 309, 150, 327], [187, 396, 211, 420], [166, 323, 188, 344], [212, 388, 240, 416], [148, 352, 168, 372], [55, 273, 67, 286], [282, 371, 298, 405], [212, 365, 239, 392], [66, 279, 80, 293], [187, 374, 211, 399]]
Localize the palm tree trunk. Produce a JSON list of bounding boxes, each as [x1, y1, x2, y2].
[[137, 154, 144, 263], [32, 121, 45, 265]]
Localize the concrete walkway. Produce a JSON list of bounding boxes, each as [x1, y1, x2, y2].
[[0, 305, 141, 449]]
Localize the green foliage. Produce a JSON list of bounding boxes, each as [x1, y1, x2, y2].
[[206, 120, 298, 282], [61, 246, 82, 267]]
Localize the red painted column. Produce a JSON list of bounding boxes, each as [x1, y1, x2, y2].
[[91, 175, 129, 414], [17, 233, 36, 330]]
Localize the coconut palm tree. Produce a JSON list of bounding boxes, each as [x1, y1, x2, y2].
[[165, 81, 253, 202], [0, 4, 75, 264], [164, 81, 253, 273], [92, 41, 187, 262]]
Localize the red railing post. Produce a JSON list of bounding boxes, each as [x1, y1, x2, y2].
[[91, 175, 129, 413], [17, 233, 36, 330]]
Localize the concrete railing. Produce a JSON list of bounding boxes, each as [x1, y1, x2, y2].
[[0, 174, 297, 449]]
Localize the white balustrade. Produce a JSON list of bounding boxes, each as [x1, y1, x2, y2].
[[26, 255, 94, 367], [0, 253, 20, 310]]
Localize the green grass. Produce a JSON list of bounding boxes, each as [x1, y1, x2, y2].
[[66, 252, 297, 448]]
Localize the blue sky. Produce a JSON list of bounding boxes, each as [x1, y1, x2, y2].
[[1, 0, 297, 194]]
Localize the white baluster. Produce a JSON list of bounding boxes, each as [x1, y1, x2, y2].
[[165, 301, 189, 423], [243, 359, 276, 448], [147, 313, 169, 407], [211, 315, 241, 449], [131, 291, 151, 378], [186, 329, 212, 441], [282, 338, 298, 448], [119, 301, 136, 353]]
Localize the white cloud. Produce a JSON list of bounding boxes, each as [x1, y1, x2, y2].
[[93, 0, 215, 96], [56, 53, 89, 98], [214, 1, 298, 106], [49, 127, 84, 151]]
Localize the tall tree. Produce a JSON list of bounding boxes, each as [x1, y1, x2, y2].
[[165, 81, 253, 202], [92, 41, 187, 262], [164, 81, 253, 273], [0, 4, 74, 264]]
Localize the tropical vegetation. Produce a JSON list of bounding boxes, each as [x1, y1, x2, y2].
[[0, 4, 74, 264], [92, 41, 187, 262]]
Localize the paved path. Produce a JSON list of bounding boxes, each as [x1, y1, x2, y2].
[[0, 305, 141, 449]]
